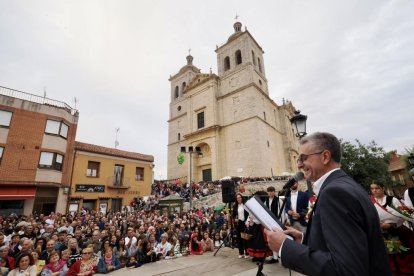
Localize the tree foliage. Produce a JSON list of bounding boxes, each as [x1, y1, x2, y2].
[[340, 139, 392, 191]]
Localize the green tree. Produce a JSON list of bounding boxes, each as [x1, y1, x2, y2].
[[340, 139, 392, 191]]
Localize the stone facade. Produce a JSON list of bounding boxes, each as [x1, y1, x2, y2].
[[167, 22, 299, 182]]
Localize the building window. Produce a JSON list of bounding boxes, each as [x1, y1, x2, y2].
[[267, 141, 270, 147], [178, 133, 181, 141], [224, 56, 230, 71], [263, 112, 266, 121], [87, 161, 100, 177], [182, 82, 186, 92], [258, 58, 262, 73], [177, 105, 182, 111], [45, 119, 69, 138], [39, 152, 64, 171], [0, 110, 12, 127], [252, 51, 256, 65], [0, 147, 3, 163], [235, 50, 242, 65], [136, 167, 144, 181], [174, 86, 179, 98], [113, 164, 124, 186], [197, 112, 205, 129]]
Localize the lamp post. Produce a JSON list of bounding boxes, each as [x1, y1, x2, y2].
[[290, 110, 313, 195], [290, 110, 308, 139], [180, 146, 203, 210]]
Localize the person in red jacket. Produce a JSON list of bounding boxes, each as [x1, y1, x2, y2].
[[189, 233, 203, 255], [67, 247, 97, 276]]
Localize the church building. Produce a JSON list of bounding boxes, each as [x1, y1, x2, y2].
[[167, 21, 299, 182]]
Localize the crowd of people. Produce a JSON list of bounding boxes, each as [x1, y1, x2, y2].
[[0, 200, 238, 276]]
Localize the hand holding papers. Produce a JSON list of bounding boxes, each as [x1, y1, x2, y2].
[[244, 195, 286, 231]]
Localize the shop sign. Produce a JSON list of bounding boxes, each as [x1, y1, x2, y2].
[[76, 184, 105, 193]]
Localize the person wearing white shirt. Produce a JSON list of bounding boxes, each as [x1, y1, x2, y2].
[[155, 233, 172, 260]]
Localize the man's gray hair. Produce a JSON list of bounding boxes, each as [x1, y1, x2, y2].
[[300, 132, 342, 163]]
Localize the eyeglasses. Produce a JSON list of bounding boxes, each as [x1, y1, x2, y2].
[[297, 151, 324, 164]]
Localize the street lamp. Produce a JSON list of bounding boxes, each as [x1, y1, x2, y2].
[[290, 110, 313, 195], [180, 146, 203, 210], [290, 110, 308, 139]]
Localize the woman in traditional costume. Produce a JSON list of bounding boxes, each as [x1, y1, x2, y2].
[[370, 180, 414, 275]]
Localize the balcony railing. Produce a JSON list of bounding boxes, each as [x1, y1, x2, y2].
[[0, 86, 78, 116], [107, 176, 131, 188]]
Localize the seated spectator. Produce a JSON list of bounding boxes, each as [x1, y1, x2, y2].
[[213, 233, 222, 249], [30, 249, 45, 276], [40, 250, 67, 276], [200, 232, 213, 252], [155, 233, 171, 260], [8, 252, 37, 276], [189, 233, 203, 255], [125, 256, 141, 269], [0, 257, 10, 276], [67, 247, 97, 276], [97, 247, 121, 274], [0, 245, 14, 270]]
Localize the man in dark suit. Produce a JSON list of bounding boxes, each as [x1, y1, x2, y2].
[[285, 181, 309, 233], [264, 186, 279, 263], [264, 132, 391, 275]]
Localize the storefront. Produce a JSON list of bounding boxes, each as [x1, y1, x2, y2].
[[0, 186, 36, 216]]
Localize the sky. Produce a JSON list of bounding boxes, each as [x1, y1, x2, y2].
[[0, 0, 413, 180]]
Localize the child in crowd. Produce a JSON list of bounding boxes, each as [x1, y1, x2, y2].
[[125, 256, 141, 269], [0, 257, 10, 276], [179, 238, 189, 257], [214, 233, 222, 249]]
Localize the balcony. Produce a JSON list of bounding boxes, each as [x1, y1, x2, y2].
[[107, 176, 131, 189]]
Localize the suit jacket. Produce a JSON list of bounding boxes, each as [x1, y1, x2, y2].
[[264, 196, 279, 218], [285, 191, 309, 226], [281, 169, 391, 276]]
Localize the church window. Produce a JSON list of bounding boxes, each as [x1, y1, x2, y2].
[[174, 86, 179, 98], [224, 56, 230, 71], [197, 112, 205, 129], [264, 112, 266, 121], [182, 82, 186, 92], [259, 79, 262, 86], [178, 133, 181, 141], [252, 51, 256, 65], [267, 141, 270, 147], [177, 106, 181, 111], [258, 58, 262, 73], [235, 50, 242, 65]]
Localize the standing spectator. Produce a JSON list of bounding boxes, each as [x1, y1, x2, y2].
[[232, 193, 248, 259], [264, 186, 280, 264], [285, 181, 309, 233]]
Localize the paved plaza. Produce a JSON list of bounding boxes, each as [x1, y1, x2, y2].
[[103, 247, 304, 276]]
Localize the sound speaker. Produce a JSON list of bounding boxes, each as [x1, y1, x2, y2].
[[221, 180, 236, 203]]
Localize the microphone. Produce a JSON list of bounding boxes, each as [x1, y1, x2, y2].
[[282, 172, 304, 190]]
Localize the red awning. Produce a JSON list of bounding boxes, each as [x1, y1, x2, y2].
[[0, 187, 36, 200]]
